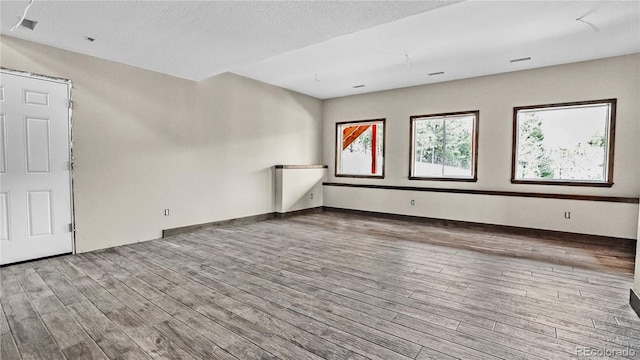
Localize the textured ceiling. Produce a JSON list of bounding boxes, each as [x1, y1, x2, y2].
[[0, 0, 458, 81], [1, 1, 638, 99], [232, 1, 640, 98]]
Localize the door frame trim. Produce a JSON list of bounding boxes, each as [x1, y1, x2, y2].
[[1, 67, 76, 255]]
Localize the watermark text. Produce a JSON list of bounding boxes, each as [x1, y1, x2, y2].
[[576, 346, 636, 358]]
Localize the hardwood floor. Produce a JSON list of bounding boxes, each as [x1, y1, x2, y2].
[[1, 211, 638, 359]]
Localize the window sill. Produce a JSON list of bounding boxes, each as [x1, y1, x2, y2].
[[510, 179, 614, 187], [336, 174, 385, 179], [409, 176, 477, 182]]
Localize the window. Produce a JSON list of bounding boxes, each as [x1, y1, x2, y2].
[[336, 119, 385, 178], [410, 111, 479, 181], [512, 99, 616, 186]]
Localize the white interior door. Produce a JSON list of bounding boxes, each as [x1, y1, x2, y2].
[[0, 70, 73, 265]]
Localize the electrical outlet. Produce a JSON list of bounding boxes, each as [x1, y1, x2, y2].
[[310, 193, 314, 200], [164, 209, 170, 216], [411, 200, 415, 206], [564, 211, 570, 219]]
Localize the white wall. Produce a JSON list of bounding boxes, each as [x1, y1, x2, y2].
[[635, 119, 640, 293], [635, 210, 640, 292], [325, 186, 638, 239], [275, 168, 326, 213], [2, 34, 637, 252], [323, 54, 640, 239], [1, 35, 322, 252]]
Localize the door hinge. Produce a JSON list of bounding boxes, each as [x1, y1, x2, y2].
[[69, 223, 75, 232], [69, 161, 74, 171], [67, 99, 73, 109]]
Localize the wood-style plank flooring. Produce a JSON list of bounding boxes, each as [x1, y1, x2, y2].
[[1, 211, 639, 359]]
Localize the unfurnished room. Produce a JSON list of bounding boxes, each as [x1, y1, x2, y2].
[[0, 1, 639, 359]]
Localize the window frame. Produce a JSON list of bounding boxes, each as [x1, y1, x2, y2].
[[409, 110, 479, 182], [510, 99, 616, 187], [335, 118, 386, 179]]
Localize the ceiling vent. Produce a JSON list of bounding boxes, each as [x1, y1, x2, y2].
[[510, 57, 531, 63], [18, 18, 37, 30], [10, 0, 36, 32]]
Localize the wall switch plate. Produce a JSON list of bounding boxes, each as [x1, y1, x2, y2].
[[564, 211, 570, 219], [164, 209, 170, 216], [411, 200, 415, 206]]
